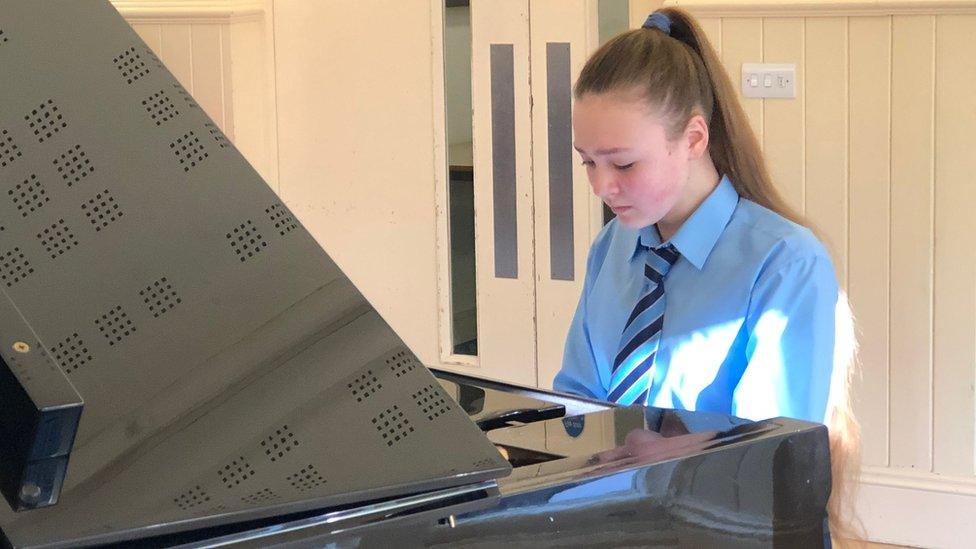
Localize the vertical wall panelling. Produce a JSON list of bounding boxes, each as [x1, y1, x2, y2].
[[889, 15, 935, 471], [190, 25, 224, 127], [190, 25, 225, 128], [159, 25, 194, 91], [761, 18, 804, 214], [471, 0, 538, 386], [719, 18, 763, 142], [130, 23, 162, 53], [933, 14, 976, 476], [272, 2, 443, 368], [803, 17, 848, 287], [530, 0, 596, 389], [848, 16, 892, 468], [697, 17, 721, 54]]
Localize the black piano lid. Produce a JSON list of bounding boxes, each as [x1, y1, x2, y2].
[[0, 1, 510, 547]]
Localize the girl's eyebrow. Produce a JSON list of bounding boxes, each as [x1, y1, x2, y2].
[[573, 145, 630, 156]]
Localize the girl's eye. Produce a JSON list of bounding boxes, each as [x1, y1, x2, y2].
[[580, 160, 594, 167], [614, 162, 635, 171]]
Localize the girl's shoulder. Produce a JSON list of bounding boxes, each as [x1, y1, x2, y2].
[[729, 198, 835, 279]]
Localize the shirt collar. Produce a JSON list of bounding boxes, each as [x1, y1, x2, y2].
[[632, 175, 739, 270]]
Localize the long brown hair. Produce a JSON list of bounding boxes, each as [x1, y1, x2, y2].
[[574, 7, 862, 543]]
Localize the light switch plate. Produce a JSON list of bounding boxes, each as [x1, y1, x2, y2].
[[741, 63, 796, 99]]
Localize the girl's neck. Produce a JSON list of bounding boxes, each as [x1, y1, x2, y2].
[[656, 155, 721, 242]]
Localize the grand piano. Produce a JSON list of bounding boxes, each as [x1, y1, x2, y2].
[[0, 2, 832, 547]]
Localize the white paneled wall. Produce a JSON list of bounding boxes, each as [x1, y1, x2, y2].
[[669, 2, 976, 545], [117, 0, 277, 188]]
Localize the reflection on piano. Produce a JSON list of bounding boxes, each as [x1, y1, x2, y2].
[[0, 1, 831, 547]]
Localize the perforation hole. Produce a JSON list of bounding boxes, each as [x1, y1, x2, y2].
[[170, 131, 208, 173], [94, 305, 136, 346], [0, 29, 7, 44], [240, 488, 277, 505], [371, 405, 414, 448], [37, 219, 79, 259], [173, 485, 211, 511], [81, 189, 123, 231], [205, 123, 228, 148], [113, 45, 150, 84], [142, 90, 180, 126], [173, 83, 198, 109], [387, 350, 419, 379], [0, 247, 34, 288], [24, 99, 68, 143], [1, 129, 22, 168], [287, 464, 327, 493], [412, 384, 451, 422], [347, 369, 381, 403], [52, 144, 94, 187], [51, 333, 92, 375], [266, 203, 298, 236], [260, 425, 299, 462], [9, 174, 50, 218], [218, 457, 255, 488], [140, 276, 182, 318], [225, 220, 267, 262]]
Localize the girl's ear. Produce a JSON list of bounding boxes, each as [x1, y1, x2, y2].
[[684, 114, 710, 160]]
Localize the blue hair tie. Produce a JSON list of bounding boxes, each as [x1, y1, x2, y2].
[[642, 12, 672, 35]]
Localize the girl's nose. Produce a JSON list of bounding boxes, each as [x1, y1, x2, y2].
[[589, 168, 617, 199]]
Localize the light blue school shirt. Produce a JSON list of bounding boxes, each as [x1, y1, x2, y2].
[[553, 175, 839, 424]]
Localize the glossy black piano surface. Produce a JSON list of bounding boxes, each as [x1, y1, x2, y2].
[[0, 1, 832, 547]]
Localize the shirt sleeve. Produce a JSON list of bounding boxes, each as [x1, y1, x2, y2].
[[732, 253, 840, 423], [552, 283, 603, 399], [552, 227, 614, 400]]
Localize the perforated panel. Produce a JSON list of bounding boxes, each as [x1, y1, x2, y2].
[[261, 425, 299, 462], [226, 220, 267, 262], [113, 45, 150, 84], [52, 144, 95, 186], [0, 3, 510, 546], [174, 486, 210, 511], [388, 350, 419, 378], [9, 174, 50, 217], [287, 464, 326, 493], [240, 488, 277, 505], [413, 384, 451, 422], [37, 219, 79, 259], [1, 128, 21, 168], [24, 99, 68, 143], [348, 369, 381, 403], [142, 89, 180, 126], [140, 276, 181, 318], [170, 131, 208, 172], [372, 405, 414, 448], [94, 305, 135, 346], [0, 247, 34, 287], [81, 189, 123, 231], [51, 333, 92, 375], [218, 457, 255, 489]]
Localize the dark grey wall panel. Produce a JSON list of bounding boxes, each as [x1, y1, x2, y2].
[[546, 42, 574, 281], [489, 44, 518, 279]]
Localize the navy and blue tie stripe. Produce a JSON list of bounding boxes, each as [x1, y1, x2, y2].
[[607, 244, 680, 405]]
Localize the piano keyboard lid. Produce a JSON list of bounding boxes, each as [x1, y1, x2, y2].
[[0, 1, 511, 546]]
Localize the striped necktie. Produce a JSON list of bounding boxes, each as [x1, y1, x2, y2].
[[607, 243, 680, 405]]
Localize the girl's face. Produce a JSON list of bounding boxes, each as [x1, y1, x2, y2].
[[572, 91, 690, 230]]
